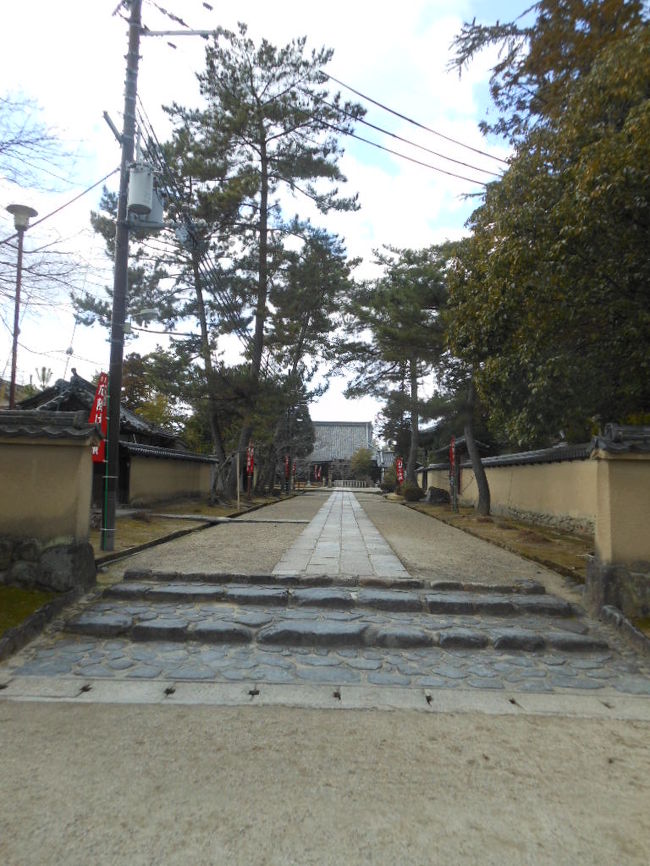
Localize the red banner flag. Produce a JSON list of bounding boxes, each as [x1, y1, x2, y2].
[[246, 443, 255, 477], [449, 435, 456, 470], [89, 372, 108, 463], [284, 454, 290, 480], [396, 456, 404, 484]]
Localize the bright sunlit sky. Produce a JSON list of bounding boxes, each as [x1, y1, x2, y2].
[[0, 0, 523, 425]]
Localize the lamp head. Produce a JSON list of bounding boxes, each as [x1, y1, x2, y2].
[[7, 203, 38, 230]]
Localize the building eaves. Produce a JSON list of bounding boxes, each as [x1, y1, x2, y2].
[[121, 441, 218, 463], [0, 409, 101, 441]]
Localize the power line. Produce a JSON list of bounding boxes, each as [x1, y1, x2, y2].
[[135, 100, 259, 354], [322, 121, 488, 185], [323, 73, 509, 166], [0, 167, 120, 246], [312, 93, 500, 178]]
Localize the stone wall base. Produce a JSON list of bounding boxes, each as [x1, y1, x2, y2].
[[585, 555, 650, 620], [0, 536, 96, 593], [491, 505, 594, 536]]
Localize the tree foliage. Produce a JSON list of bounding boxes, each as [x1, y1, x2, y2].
[[451, 0, 647, 143], [165, 24, 362, 418], [349, 447, 374, 480], [339, 244, 451, 481], [74, 26, 361, 498], [448, 1, 650, 446]]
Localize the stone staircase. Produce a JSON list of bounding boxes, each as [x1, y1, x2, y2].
[[65, 569, 608, 655]]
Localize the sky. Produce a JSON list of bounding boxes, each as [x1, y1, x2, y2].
[[0, 0, 520, 428]]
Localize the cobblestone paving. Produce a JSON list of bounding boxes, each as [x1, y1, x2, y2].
[[4, 585, 649, 696], [6, 633, 650, 695], [2, 490, 649, 701]]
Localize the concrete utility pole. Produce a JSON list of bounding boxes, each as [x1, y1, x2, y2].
[[101, 0, 143, 551]]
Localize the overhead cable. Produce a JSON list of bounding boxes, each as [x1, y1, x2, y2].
[[322, 121, 488, 185], [323, 73, 508, 165], [312, 93, 500, 178], [0, 167, 120, 246]]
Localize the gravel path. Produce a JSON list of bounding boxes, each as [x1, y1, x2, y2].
[[2, 489, 650, 865], [101, 493, 327, 579], [358, 492, 580, 600]]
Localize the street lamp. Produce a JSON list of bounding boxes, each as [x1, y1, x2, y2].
[[6, 203, 38, 409]]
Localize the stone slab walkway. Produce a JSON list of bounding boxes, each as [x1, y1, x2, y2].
[[272, 490, 409, 578]]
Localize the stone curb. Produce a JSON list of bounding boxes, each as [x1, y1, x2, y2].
[[0, 588, 82, 662], [601, 605, 650, 656], [94, 523, 213, 567], [105, 580, 570, 619], [3, 677, 649, 721], [121, 570, 547, 595]]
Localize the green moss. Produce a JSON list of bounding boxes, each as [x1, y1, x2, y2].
[[631, 617, 650, 638], [0, 586, 55, 637]]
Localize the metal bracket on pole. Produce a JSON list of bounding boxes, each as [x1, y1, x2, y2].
[[103, 111, 123, 145]]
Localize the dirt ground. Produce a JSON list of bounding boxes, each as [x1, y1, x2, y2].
[[0, 701, 648, 866]]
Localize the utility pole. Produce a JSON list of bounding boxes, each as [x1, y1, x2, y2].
[[101, 0, 143, 551]]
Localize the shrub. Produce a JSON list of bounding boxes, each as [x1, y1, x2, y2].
[[380, 465, 397, 492], [402, 481, 424, 501]]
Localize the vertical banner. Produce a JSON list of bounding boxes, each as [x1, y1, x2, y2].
[[89, 372, 109, 463], [246, 442, 254, 500], [449, 435, 458, 512], [396, 456, 405, 485], [284, 454, 290, 480]]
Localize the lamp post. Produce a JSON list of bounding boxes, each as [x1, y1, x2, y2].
[[6, 203, 38, 409]]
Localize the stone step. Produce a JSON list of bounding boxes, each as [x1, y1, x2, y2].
[[123, 569, 548, 595], [65, 600, 607, 654], [105, 580, 574, 618]]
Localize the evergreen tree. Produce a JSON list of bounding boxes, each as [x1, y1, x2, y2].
[[449, 1, 650, 445], [338, 244, 451, 483], [165, 24, 363, 488]]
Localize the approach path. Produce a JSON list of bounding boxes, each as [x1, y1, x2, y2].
[[2, 489, 650, 866], [1, 488, 648, 707], [272, 489, 409, 578]]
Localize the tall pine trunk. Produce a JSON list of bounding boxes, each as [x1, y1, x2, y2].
[[192, 253, 227, 501], [465, 378, 490, 515], [227, 137, 270, 499]]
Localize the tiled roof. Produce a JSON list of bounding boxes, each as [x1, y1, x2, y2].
[[426, 442, 591, 470], [308, 421, 373, 462], [18, 371, 179, 445], [122, 441, 218, 463], [0, 409, 101, 441], [593, 424, 650, 454]]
